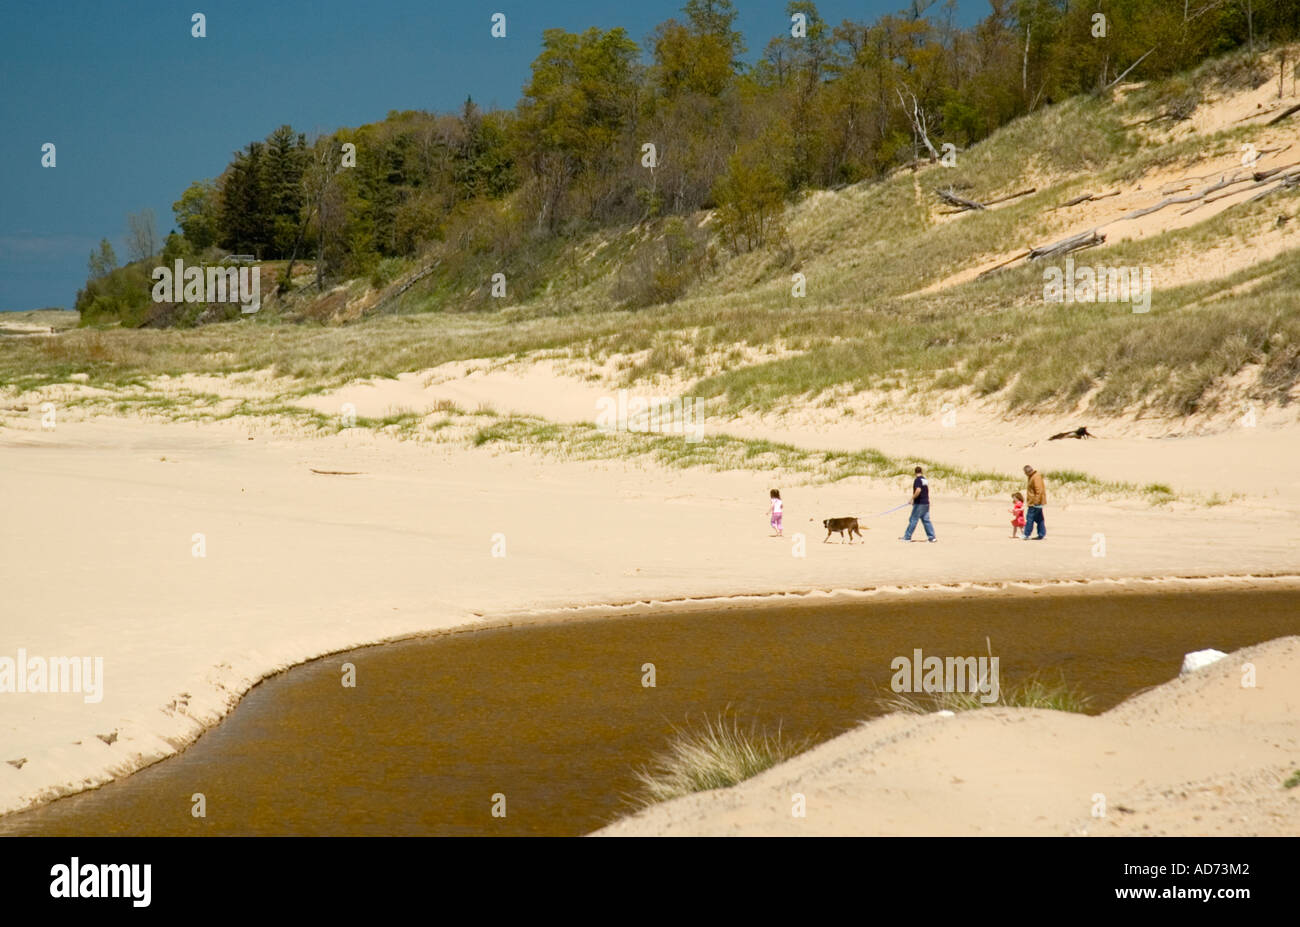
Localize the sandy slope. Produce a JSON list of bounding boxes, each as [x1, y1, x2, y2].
[[1, 401, 1299, 819], [596, 636, 1300, 837], [916, 54, 1300, 296], [293, 358, 1300, 496]]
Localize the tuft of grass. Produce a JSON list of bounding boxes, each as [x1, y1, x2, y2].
[[877, 675, 1093, 715], [1284, 770, 1300, 790], [1144, 482, 1177, 505], [630, 714, 812, 808]]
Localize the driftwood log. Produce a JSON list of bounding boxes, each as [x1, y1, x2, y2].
[[371, 260, 441, 314], [936, 188, 986, 211], [978, 228, 1105, 277], [1049, 427, 1095, 440], [1267, 102, 1300, 126], [936, 187, 1035, 213], [1056, 190, 1120, 209], [1028, 229, 1106, 261], [970, 152, 1298, 279]]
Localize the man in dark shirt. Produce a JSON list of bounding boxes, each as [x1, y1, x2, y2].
[[901, 466, 937, 542]]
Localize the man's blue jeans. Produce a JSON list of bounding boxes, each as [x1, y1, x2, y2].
[[903, 503, 935, 541], [1024, 505, 1046, 538]]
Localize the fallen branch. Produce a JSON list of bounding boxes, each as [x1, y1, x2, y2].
[[976, 249, 1033, 279], [310, 468, 364, 476], [371, 259, 441, 314], [1182, 163, 1300, 213], [1055, 190, 1120, 209], [1116, 191, 1205, 221], [1105, 46, 1157, 90], [1028, 229, 1106, 261], [1049, 427, 1096, 440], [937, 186, 1036, 214], [936, 188, 985, 211], [1267, 102, 1300, 126], [1240, 171, 1300, 206], [1123, 106, 1195, 128], [1252, 159, 1300, 181], [985, 187, 1037, 206]]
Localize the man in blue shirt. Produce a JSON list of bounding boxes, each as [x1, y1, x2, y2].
[[901, 466, 937, 542]]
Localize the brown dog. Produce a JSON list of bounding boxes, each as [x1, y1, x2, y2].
[[823, 517, 865, 543]]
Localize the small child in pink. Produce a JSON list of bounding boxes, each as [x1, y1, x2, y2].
[[1009, 491, 1025, 538], [769, 489, 783, 537]]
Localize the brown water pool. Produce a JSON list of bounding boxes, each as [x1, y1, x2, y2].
[[3, 587, 1296, 836]]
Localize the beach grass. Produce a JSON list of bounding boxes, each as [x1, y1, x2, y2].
[[630, 714, 812, 807], [877, 675, 1094, 715], [32, 381, 1187, 503]]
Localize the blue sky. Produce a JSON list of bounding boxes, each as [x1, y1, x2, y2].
[[0, 0, 982, 311]]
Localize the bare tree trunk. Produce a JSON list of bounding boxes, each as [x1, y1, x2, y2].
[[896, 87, 940, 162], [282, 198, 318, 291], [1022, 23, 1031, 95], [1105, 47, 1157, 90], [316, 192, 326, 292]]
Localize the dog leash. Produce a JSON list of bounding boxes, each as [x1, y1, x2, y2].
[[867, 502, 913, 518]]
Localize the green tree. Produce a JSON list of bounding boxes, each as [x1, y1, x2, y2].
[[515, 26, 640, 229], [653, 19, 735, 98], [684, 0, 745, 63], [454, 98, 516, 201], [713, 143, 787, 252], [219, 141, 271, 256], [265, 125, 308, 256], [87, 238, 117, 280], [173, 179, 219, 250]]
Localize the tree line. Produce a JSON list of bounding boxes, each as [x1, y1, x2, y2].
[[79, 0, 1300, 324]]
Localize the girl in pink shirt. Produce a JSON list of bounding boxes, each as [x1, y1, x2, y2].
[[769, 489, 783, 537]]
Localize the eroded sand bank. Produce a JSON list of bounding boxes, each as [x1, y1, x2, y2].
[[596, 636, 1300, 836]]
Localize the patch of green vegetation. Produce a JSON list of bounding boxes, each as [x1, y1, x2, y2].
[[356, 411, 425, 435], [1143, 482, 1176, 504], [1046, 469, 1092, 485], [470, 414, 1166, 500]]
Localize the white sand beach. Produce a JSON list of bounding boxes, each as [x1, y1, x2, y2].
[[3, 368, 1300, 822]]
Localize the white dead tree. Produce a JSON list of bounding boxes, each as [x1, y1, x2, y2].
[[896, 86, 940, 164]]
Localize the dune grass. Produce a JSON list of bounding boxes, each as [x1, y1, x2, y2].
[[469, 414, 1169, 500], [877, 675, 1094, 715], [37, 380, 1177, 502], [630, 714, 813, 808]]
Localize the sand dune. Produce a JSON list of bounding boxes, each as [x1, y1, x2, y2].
[[293, 357, 1300, 495], [596, 636, 1300, 836]]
